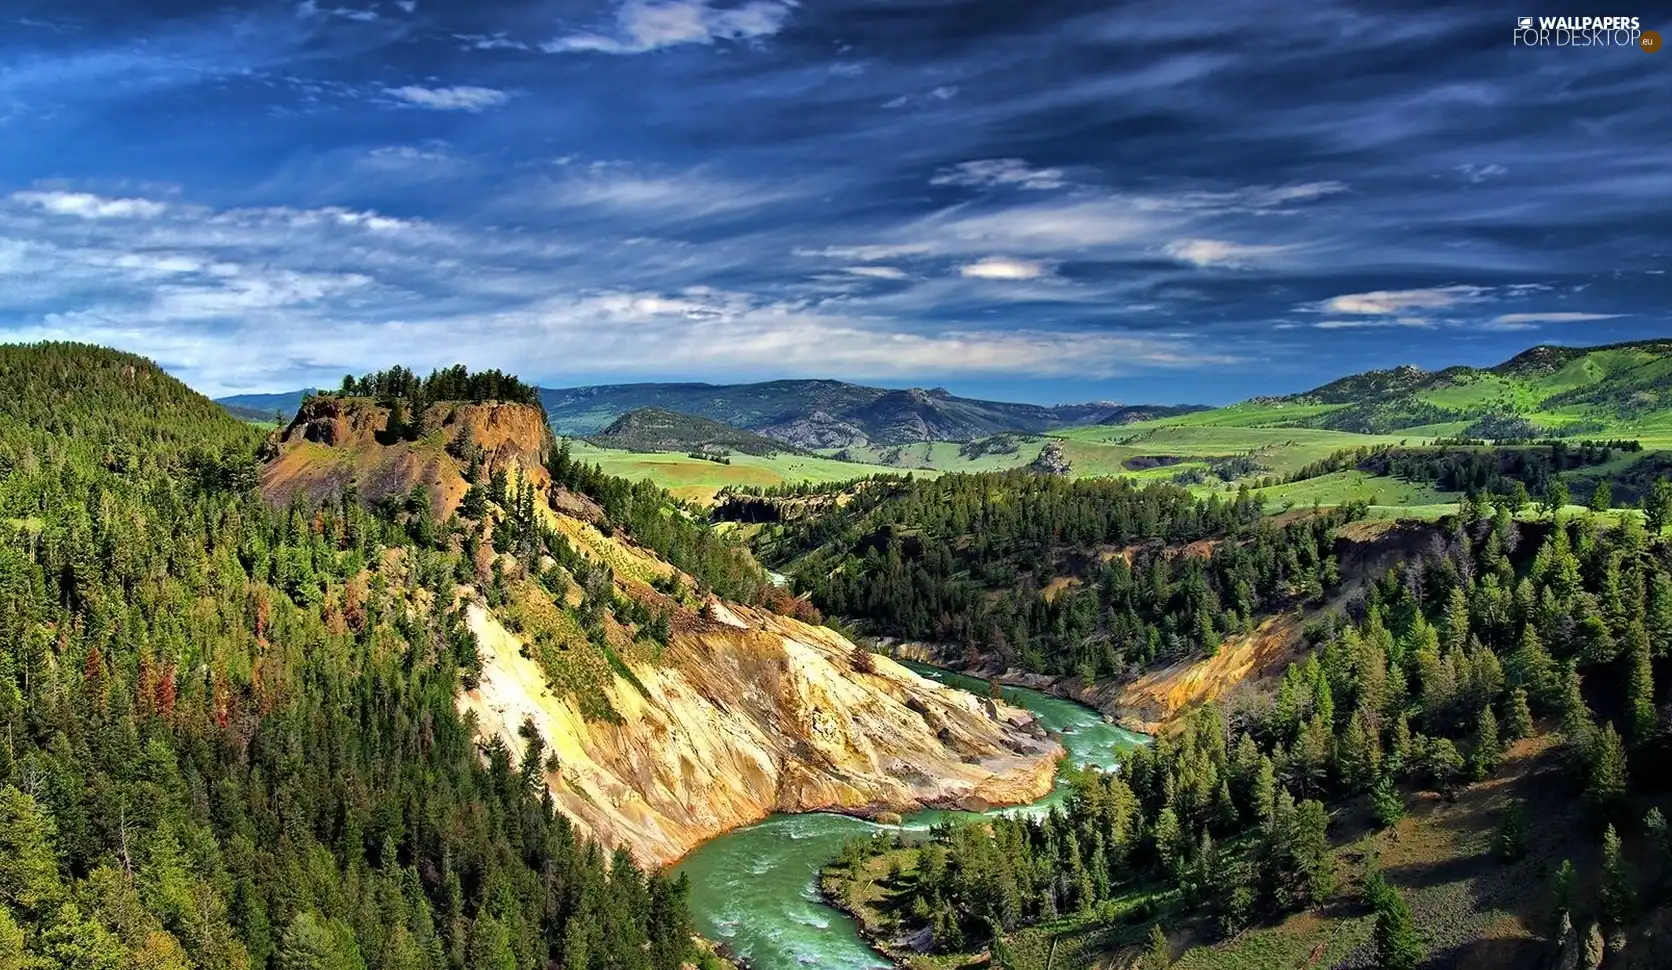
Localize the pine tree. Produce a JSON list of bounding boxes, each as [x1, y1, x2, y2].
[[1420, 737, 1464, 798], [1504, 686, 1535, 741], [1469, 707, 1502, 781], [1552, 859, 1577, 930], [1494, 799, 1528, 861], [1626, 621, 1657, 743], [0, 785, 66, 918], [1589, 480, 1612, 513], [1558, 665, 1595, 754], [1371, 776, 1404, 829], [1586, 723, 1629, 817], [1646, 808, 1671, 886], [1142, 923, 1169, 970], [1600, 824, 1635, 928], [1508, 627, 1555, 711], [1369, 875, 1425, 970], [1648, 478, 1672, 535]]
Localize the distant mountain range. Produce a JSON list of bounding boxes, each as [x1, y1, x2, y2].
[[538, 380, 1204, 448], [215, 339, 1672, 450], [589, 407, 810, 456], [215, 388, 315, 423]]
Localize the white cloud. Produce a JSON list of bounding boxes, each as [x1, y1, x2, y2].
[[931, 159, 1066, 191], [1457, 163, 1508, 183], [1319, 285, 1488, 315], [840, 265, 908, 280], [960, 256, 1048, 280], [796, 244, 933, 261], [921, 199, 1161, 252], [543, 0, 791, 54], [12, 190, 167, 220], [1313, 318, 1435, 330], [1487, 312, 1622, 325], [396, 0, 417, 11], [540, 160, 794, 219], [1140, 181, 1349, 214], [387, 85, 510, 111], [455, 33, 529, 50], [297, 2, 380, 21], [930, 85, 959, 100], [1163, 238, 1290, 268]]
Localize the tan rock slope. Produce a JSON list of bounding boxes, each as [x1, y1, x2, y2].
[[461, 600, 1059, 867], [263, 395, 1061, 867]]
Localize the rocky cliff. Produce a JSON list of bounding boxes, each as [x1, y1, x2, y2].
[[460, 600, 1060, 867], [262, 395, 1061, 867], [263, 394, 555, 520]]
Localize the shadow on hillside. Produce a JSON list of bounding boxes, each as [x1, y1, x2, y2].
[[1421, 935, 1546, 970]]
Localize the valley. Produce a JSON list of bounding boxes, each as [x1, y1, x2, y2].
[[9, 4, 1669, 969], [6, 339, 1672, 970]]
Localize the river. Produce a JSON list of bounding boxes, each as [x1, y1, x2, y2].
[[672, 661, 1149, 970]]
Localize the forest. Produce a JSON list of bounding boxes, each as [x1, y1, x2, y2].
[[833, 497, 1672, 967], [0, 344, 706, 970], [751, 472, 1361, 679]]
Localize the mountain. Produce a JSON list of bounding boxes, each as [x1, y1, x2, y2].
[[262, 379, 1061, 867], [589, 406, 808, 456], [540, 379, 1202, 448], [215, 387, 313, 421], [1270, 338, 1672, 435]]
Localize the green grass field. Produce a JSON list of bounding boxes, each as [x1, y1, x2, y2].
[[567, 440, 910, 502]]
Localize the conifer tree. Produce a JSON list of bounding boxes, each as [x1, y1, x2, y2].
[[1142, 923, 1169, 970], [1503, 686, 1535, 741], [1469, 707, 1502, 781], [1600, 824, 1635, 928], [1648, 479, 1672, 535], [1626, 622, 1657, 743], [1494, 799, 1527, 862], [1586, 723, 1629, 817], [1589, 480, 1612, 513], [1368, 875, 1425, 970]]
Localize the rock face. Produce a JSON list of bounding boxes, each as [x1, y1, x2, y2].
[[1029, 440, 1072, 475], [459, 601, 1061, 867], [263, 396, 554, 520], [758, 410, 872, 450]]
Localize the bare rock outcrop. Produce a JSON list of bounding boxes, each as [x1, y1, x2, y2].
[[459, 601, 1062, 867]]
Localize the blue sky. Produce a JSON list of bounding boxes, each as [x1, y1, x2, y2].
[[0, 1, 1666, 404]]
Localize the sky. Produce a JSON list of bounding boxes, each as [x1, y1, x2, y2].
[[0, 1, 1667, 404]]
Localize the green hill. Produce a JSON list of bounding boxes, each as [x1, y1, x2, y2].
[[589, 407, 809, 456], [1260, 339, 1672, 437], [0, 343, 711, 970]]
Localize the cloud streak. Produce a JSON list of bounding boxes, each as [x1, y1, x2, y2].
[[387, 85, 510, 111], [543, 0, 792, 54]]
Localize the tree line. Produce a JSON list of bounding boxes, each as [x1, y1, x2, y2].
[[332, 366, 543, 410], [754, 472, 1362, 680]]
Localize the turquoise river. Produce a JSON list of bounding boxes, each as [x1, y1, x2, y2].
[[672, 662, 1149, 970]]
